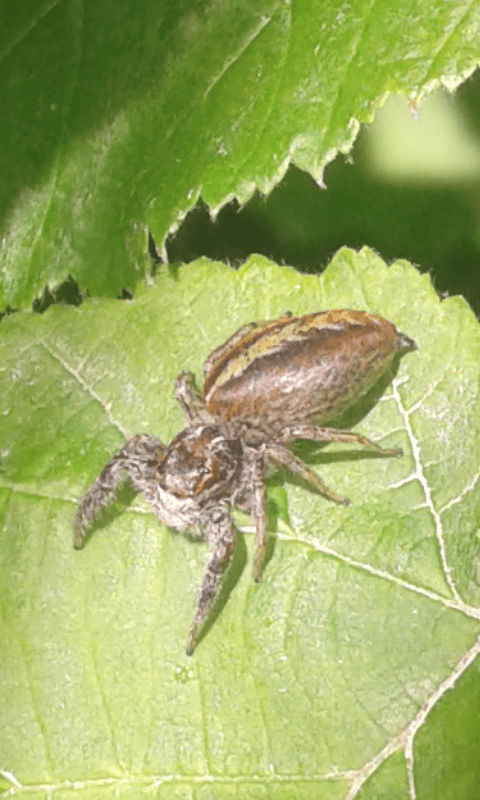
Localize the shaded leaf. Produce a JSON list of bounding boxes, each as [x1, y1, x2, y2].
[[2, 1, 480, 308]]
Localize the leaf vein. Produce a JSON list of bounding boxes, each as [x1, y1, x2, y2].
[[38, 339, 129, 438], [391, 377, 461, 603]]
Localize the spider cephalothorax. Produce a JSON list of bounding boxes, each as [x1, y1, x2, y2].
[[75, 309, 416, 654]]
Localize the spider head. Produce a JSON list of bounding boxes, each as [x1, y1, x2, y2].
[[155, 424, 244, 512]]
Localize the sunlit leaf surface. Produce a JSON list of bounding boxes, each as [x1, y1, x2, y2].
[[1, 250, 479, 797]]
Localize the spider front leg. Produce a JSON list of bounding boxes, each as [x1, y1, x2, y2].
[[283, 425, 403, 458], [186, 504, 235, 656], [74, 434, 165, 549]]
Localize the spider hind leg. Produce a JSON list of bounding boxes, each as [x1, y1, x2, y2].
[[265, 443, 351, 507]]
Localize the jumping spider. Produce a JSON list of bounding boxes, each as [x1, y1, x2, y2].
[[75, 309, 416, 655]]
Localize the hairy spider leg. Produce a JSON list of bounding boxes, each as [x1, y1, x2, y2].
[[186, 505, 236, 656], [250, 452, 269, 583], [265, 426, 403, 510], [283, 425, 403, 457], [265, 443, 351, 507], [74, 434, 165, 549], [174, 371, 205, 422]]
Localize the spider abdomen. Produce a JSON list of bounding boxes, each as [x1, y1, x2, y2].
[[203, 310, 415, 438]]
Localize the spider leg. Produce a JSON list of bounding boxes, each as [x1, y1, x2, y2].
[[265, 443, 351, 506], [74, 434, 165, 550], [250, 452, 268, 583], [282, 425, 403, 458], [186, 505, 235, 656], [174, 371, 204, 422]]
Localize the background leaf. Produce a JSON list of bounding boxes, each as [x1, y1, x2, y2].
[[2, 0, 480, 309], [167, 81, 480, 320], [1, 250, 480, 797]]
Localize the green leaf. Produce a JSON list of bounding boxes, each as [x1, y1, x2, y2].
[[1, 250, 480, 797], [2, 1, 480, 308]]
